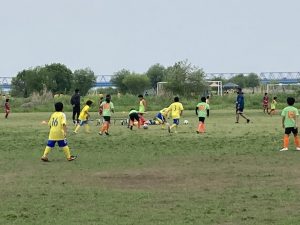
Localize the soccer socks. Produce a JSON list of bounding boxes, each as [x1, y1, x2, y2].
[[100, 123, 108, 133], [74, 124, 80, 133], [62, 146, 71, 159], [283, 135, 289, 148], [198, 122, 205, 133], [42, 146, 52, 157], [294, 136, 300, 147]]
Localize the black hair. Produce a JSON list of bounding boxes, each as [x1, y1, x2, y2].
[[201, 97, 206, 102], [138, 95, 143, 98], [174, 96, 179, 102], [75, 89, 79, 93], [86, 100, 93, 106], [55, 102, 64, 111], [287, 97, 295, 106], [274, 96, 277, 100], [105, 97, 111, 103], [265, 93, 268, 95], [5, 99, 9, 102], [130, 108, 135, 111]]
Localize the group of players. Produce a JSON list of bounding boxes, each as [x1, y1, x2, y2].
[[40, 88, 299, 162]]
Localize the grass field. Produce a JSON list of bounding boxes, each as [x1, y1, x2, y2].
[[1, 110, 300, 225]]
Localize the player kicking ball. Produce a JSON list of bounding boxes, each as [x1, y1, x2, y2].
[[41, 102, 77, 162]]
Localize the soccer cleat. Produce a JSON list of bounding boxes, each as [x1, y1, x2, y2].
[[98, 131, 103, 135], [247, 119, 250, 123], [41, 156, 49, 162], [196, 131, 200, 134], [105, 132, 109, 136], [296, 147, 300, 151], [67, 155, 77, 161], [280, 148, 288, 151], [130, 125, 133, 130]]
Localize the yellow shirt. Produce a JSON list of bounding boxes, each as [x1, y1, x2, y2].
[[79, 105, 90, 121], [168, 102, 184, 119], [48, 112, 66, 140]]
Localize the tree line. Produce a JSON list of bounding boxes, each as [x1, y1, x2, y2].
[[10, 61, 261, 98], [11, 63, 96, 97]]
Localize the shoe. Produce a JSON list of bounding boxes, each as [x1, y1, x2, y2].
[[73, 131, 78, 134], [280, 148, 288, 151], [105, 132, 109, 136], [67, 155, 77, 161], [296, 147, 300, 151], [247, 119, 250, 123], [41, 156, 49, 162], [196, 131, 200, 134], [98, 131, 103, 135], [130, 126, 133, 130], [235, 121, 239, 123]]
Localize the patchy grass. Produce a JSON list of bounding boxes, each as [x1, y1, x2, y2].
[[1, 110, 300, 225]]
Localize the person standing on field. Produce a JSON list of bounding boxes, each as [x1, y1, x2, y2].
[[236, 91, 250, 123], [280, 97, 300, 151], [41, 102, 77, 162], [4, 98, 10, 119], [196, 97, 210, 133], [70, 89, 80, 124], [99, 94, 114, 135], [262, 92, 269, 114], [138, 94, 147, 125]]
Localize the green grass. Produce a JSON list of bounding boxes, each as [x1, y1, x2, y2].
[[1, 110, 300, 225]]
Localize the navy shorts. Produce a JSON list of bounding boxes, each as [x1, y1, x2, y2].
[[173, 119, 179, 125], [47, 139, 68, 148]]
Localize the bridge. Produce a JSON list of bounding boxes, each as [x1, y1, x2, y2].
[[1, 72, 300, 91]]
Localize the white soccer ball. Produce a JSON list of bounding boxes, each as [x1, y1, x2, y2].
[[143, 124, 149, 129], [183, 120, 189, 125]]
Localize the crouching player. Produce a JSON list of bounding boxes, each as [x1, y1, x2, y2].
[[41, 102, 77, 162], [74, 100, 93, 134], [196, 97, 210, 133], [154, 108, 169, 129], [99, 95, 114, 135], [128, 108, 141, 130]]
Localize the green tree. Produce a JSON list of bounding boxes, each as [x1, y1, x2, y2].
[[228, 74, 246, 88], [164, 60, 207, 97], [146, 64, 165, 91], [122, 74, 150, 95], [72, 68, 96, 95], [246, 73, 260, 93], [111, 69, 131, 93]]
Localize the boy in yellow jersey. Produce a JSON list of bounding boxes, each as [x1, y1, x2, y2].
[[154, 108, 169, 129], [99, 94, 114, 135], [268, 96, 277, 116], [73, 100, 93, 134], [280, 97, 300, 151], [167, 96, 184, 133], [196, 97, 210, 133], [41, 102, 77, 162]]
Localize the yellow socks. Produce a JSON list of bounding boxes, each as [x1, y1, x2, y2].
[[62, 146, 71, 159], [42, 146, 51, 158]]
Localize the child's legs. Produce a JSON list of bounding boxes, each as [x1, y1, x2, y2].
[[43, 140, 56, 157], [284, 128, 293, 148], [170, 119, 179, 129], [58, 139, 71, 159], [292, 128, 300, 147]]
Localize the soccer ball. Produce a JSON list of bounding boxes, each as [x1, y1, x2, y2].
[[143, 124, 149, 129], [183, 120, 189, 125]]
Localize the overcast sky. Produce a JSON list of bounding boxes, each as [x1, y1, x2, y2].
[[1, 0, 300, 77]]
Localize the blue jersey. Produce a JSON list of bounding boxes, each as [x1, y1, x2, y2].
[[236, 94, 244, 109]]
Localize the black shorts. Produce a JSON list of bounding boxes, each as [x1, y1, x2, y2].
[[129, 113, 139, 121], [198, 117, 205, 123], [103, 116, 111, 122], [285, 127, 298, 135]]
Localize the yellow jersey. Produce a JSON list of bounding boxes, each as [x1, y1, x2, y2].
[[168, 102, 184, 119], [79, 105, 90, 121], [48, 112, 67, 140]]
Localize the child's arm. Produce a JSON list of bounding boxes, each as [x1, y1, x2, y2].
[[295, 115, 298, 129], [195, 107, 198, 115], [282, 117, 285, 129], [63, 124, 67, 138]]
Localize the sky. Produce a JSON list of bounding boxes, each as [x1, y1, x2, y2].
[[1, 0, 300, 77]]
